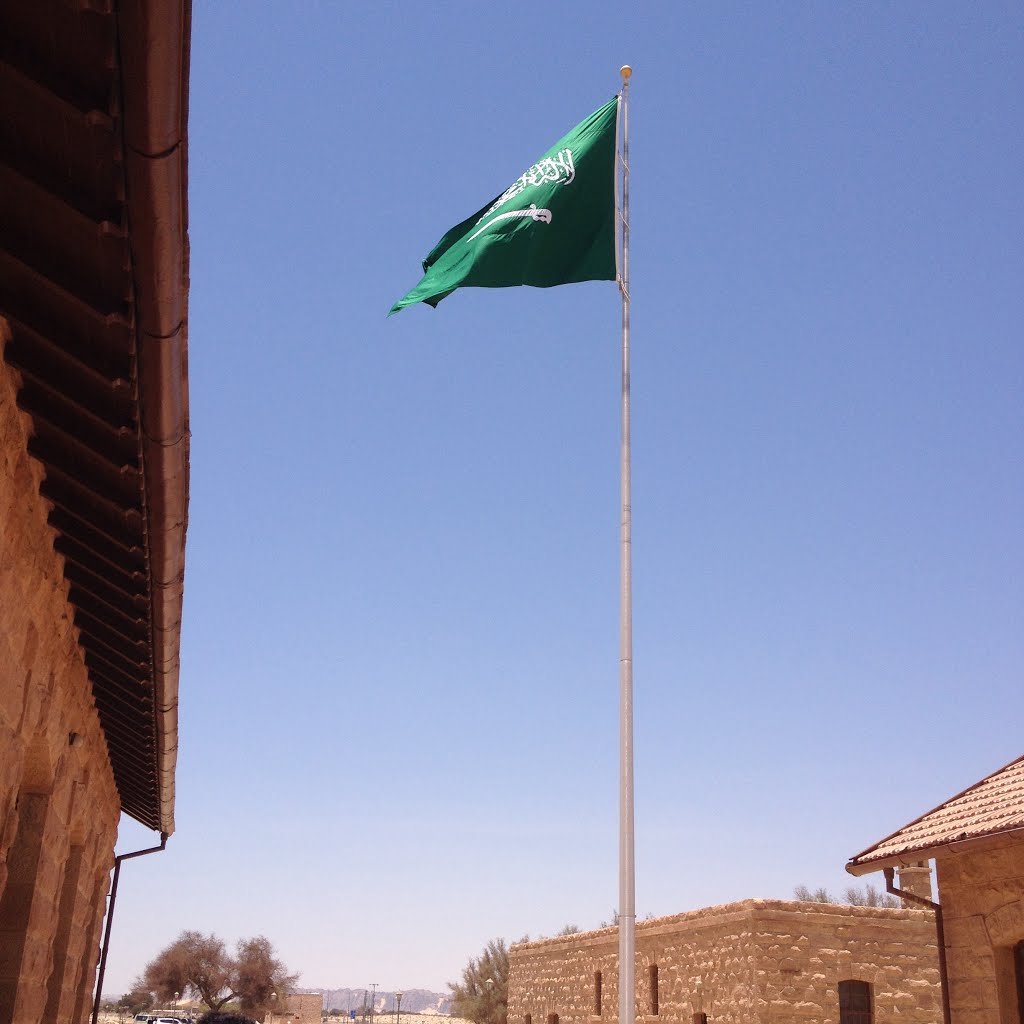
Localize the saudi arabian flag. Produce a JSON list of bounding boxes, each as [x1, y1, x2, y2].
[[390, 96, 619, 315]]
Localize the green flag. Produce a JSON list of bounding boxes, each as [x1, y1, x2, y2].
[[390, 97, 619, 315]]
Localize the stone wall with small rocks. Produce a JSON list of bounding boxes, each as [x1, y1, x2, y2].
[[935, 836, 1024, 1024], [0, 329, 121, 1023], [509, 899, 939, 1024]]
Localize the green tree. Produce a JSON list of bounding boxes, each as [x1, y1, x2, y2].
[[143, 930, 297, 1012], [449, 938, 509, 1024], [120, 986, 154, 1013]]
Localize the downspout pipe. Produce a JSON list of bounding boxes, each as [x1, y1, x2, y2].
[[91, 833, 168, 1024], [883, 867, 950, 1024]]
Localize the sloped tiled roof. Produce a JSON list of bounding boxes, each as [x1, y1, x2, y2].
[[847, 753, 1024, 874]]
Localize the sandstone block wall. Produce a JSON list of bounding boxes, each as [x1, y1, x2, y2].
[[935, 837, 1024, 1024], [0, 331, 122, 1023], [509, 899, 939, 1024], [266, 992, 324, 1024]]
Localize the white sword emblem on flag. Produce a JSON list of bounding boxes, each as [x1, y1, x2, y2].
[[467, 204, 553, 242]]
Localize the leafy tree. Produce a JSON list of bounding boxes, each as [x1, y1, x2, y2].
[[120, 985, 154, 1012], [143, 930, 296, 1013], [145, 931, 232, 1009], [449, 938, 509, 1024], [234, 935, 297, 1017]]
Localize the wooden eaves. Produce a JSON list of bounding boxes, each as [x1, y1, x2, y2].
[[0, 0, 192, 834]]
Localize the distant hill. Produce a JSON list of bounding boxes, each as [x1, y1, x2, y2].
[[304, 989, 452, 1015], [98, 986, 453, 1015]]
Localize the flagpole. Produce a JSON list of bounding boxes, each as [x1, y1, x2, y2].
[[616, 64, 635, 1024]]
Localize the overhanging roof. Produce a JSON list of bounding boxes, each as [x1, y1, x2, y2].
[[0, 0, 191, 833], [847, 752, 1024, 875]]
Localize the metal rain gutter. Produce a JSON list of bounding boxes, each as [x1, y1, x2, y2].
[[117, 0, 192, 835]]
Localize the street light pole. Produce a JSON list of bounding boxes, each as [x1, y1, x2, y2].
[[395, 991, 403, 1024]]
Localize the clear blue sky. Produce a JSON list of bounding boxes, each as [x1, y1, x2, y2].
[[107, 0, 1022, 998]]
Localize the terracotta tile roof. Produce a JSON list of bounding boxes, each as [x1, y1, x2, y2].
[[847, 753, 1024, 873]]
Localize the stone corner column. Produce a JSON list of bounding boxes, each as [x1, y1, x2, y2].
[[896, 862, 933, 905]]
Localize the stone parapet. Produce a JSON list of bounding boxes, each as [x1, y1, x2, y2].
[[509, 899, 938, 1024]]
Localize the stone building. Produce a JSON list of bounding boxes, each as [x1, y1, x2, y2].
[[0, 1, 191, 1020], [848, 752, 1024, 1024], [509, 898, 940, 1024], [265, 992, 324, 1024]]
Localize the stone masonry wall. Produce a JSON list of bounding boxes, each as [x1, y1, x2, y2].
[[0, 327, 122, 1023], [266, 992, 325, 1024], [935, 837, 1024, 1024], [509, 899, 940, 1024]]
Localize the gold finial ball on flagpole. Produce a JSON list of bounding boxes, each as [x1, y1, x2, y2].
[[620, 65, 632, 80]]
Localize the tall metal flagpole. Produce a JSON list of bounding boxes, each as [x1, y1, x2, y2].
[[616, 64, 635, 1024]]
